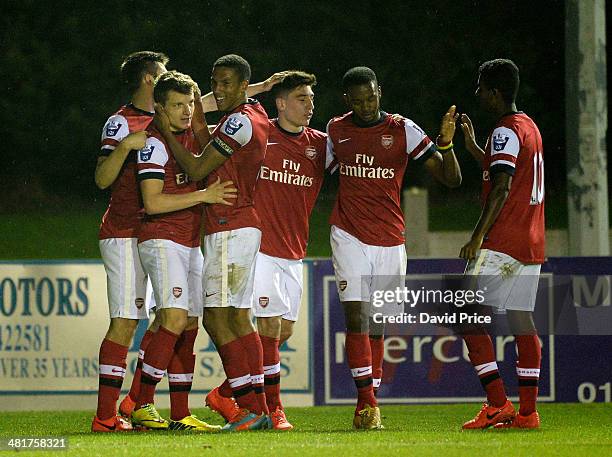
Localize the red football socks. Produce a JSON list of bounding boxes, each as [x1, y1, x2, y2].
[[127, 329, 154, 402], [261, 335, 282, 411], [239, 332, 268, 414], [515, 334, 541, 415], [136, 326, 179, 409], [96, 339, 129, 420], [218, 379, 233, 398], [168, 328, 198, 420], [369, 336, 384, 396], [346, 332, 376, 412], [218, 339, 260, 414], [464, 333, 507, 407]]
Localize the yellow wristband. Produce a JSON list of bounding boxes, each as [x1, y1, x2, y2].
[[436, 140, 454, 151]]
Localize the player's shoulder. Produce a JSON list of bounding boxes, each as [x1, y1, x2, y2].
[[328, 112, 352, 126], [240, 98, 269, 120], [326, 112, 352, 135], [102, 112, 129, 139], [104, 104, 152, 133], [395, 115, 427, 138], [304, 126, 327, 140], [144, 127, 167, 152], [496, 112, 537, 133], [138, 133, 167, 164]]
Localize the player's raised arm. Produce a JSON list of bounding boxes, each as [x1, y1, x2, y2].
[[153, 104, 224, 180], [460, 172, 512, 260], [460, 113, 485, 166], [423, 105, 462, 188], [95, 130, 147, 189], [199, 71, 288, 113], [191, 84, 211, 150]]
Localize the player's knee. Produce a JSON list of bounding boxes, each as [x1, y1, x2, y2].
[[106, 318, 139, 344], [257, 316, 281, 338], [185, 316, 199, 331], [159, 309, 188, 334], [507, 310, 536, 335], [279, 319, 295, 344], [342, 301, 367, 332], [230, 308, 256, 336]]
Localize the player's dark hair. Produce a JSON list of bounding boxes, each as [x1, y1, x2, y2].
[[153, 71, 196, 104], [213, 54, 251, 82], [478, 59, 520, 104], [120, 51, 169, 92], [342, 66, 378, 92], [271, 71, 317, 99]]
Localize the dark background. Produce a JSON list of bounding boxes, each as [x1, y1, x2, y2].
[[1, 0, 607, 232]]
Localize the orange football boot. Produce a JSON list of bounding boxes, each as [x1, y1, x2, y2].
[[494, 410, 540, 429], [462, 400, 515, 430], [91, 414, 133, 432]]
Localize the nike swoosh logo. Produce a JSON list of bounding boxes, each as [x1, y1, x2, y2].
[[205, 292, 217, 297], [486, 409, 502, 420], [112, 368, 125, 374], [338, 138, 351, 143], [356, 370, 369, 375], [154, 371, 164, 377], [97, 421, 116, 431]]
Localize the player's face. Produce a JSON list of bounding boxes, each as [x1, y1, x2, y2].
[[278, 85, 314, 129], [211, 67, 248, 112], [476, 77, 496, 113], [161, 90, 194, 131], [344, 81, 381, 124]]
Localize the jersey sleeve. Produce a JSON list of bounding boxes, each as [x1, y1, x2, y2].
[[211, 112, 253, 157], [136, 137, 168, 181], [100, 114, 129, 156], [489, 126, 520, 176], [403, 118, 435, 163], [323, 127, 338, 173]]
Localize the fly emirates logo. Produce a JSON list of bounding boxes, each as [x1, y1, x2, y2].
[[340, 154, 395, 179], [260, 159, 314, 187]]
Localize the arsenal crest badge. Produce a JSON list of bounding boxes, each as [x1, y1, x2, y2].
[[339, 280, 347, 291], [381, 135, 394, 149], [305, 146, 317, 159], [172, 287, 182, 298], [135, 298, 145, 309], [259, 297, 270, 307]]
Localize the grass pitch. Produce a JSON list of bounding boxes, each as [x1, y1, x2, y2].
[[2, 404, 611, 456]]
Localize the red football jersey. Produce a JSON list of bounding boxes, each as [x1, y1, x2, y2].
[[256, 120, 334, 259], [327, 112, 434, 246], [136, 126, 202, 248], [204, 99, 269, 235], [481, 112, 545, 264], [99, 104, 153, 239]]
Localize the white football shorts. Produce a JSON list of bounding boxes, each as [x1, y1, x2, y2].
[[330, 225, 406, 316], [202, 227, 261, 309], [138, 239, 203, 317], [465, 248, 541, 312], [99, 238, 152, 319], [252, 252, 303, 322]]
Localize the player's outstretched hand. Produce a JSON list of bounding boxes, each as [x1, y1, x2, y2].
[[460, 114, 478, 151], [438, 105, 459, 145], [459, 236, 483, 260], [153, 103, 172, 134], [261, 71, 290, 92], [122, 131, 148, 151], [201, 178, 238, 205]]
